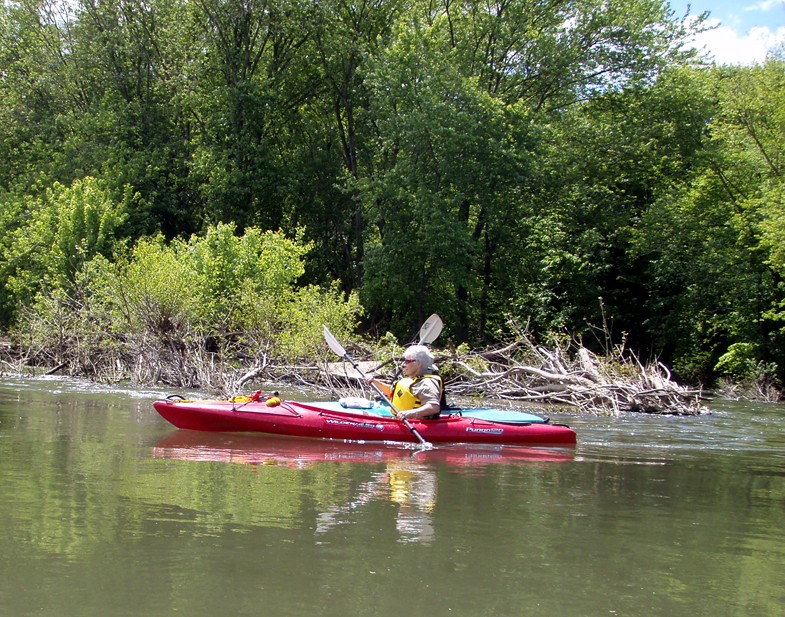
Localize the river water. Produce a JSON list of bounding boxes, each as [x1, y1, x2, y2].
[[0, 377, 783, 617]]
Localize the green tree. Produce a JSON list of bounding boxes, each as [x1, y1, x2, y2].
[[285, 0, 409, 291], [185, 0, 319, 231], [3, 177, 131, 320], [432, 0, 700, 108], [0, 0, 201, 237], [359, 21, 533, 337], [634, 60, 785, 382], [356, 0, 699, 341], [517, 65, 716, 342], [0, 0, 78, 192], [65, 0, 200, 237]]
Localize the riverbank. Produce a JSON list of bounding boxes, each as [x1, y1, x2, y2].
[[0, 328, 721, 415]]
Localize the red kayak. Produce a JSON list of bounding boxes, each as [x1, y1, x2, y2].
[[152, 397, 576, 446]]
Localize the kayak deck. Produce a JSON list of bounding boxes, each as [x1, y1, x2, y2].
[[320, 398, 550, 424]]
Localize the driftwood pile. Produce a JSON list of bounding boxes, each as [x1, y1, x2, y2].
[[436, 336, 705, 416]]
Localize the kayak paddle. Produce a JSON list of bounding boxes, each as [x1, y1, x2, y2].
[[369, 314, 443, 375], [416, 313, 443, 345], [322, 325, 433, 449]]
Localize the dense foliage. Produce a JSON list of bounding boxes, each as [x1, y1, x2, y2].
[[1, 0, 783, 389]]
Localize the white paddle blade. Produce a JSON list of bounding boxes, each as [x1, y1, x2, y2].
[[419, 314, 443, 344], [322, 325, 347, 358]]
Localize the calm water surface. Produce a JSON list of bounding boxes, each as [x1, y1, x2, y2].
[[1, 377, 783, 617]]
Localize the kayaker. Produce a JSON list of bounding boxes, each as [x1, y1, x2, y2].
[[367, 345, 445, 420]]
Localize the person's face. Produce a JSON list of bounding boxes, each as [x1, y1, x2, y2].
[[401, 356, 420, 377]]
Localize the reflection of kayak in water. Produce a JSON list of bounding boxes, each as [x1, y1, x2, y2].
[[152, 397, 577, 446], [152, 430, 576, 467]]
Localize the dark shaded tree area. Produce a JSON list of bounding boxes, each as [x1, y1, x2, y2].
[[1, 0, 783, 389]]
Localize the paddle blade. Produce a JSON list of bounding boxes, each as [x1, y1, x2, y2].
[[322, 325, 347, 358], [419, 314, 443, 344]]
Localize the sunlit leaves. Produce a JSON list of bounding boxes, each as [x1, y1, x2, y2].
[[82, 223, 360, 362], [427, 0, 691, 109], [631, 59, 785, 380], [4, 176, 130, 307], [360, 22, 533, 335]]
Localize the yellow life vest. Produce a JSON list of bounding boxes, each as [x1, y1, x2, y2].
[[391, 374, 443, 412]]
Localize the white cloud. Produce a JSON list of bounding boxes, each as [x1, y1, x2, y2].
[[686, 17, 785, 64], [743, 0, 785, 12]]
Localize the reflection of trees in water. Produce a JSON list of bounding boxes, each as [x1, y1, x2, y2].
[[315, 462, 438, 544]]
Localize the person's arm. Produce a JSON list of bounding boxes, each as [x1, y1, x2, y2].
[[366, 376, 392, 397], [398, 401, 440, 420], [398, 377, 441, 420]]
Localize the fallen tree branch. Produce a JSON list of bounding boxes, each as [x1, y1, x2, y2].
[[433, 330, 707, 416]]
